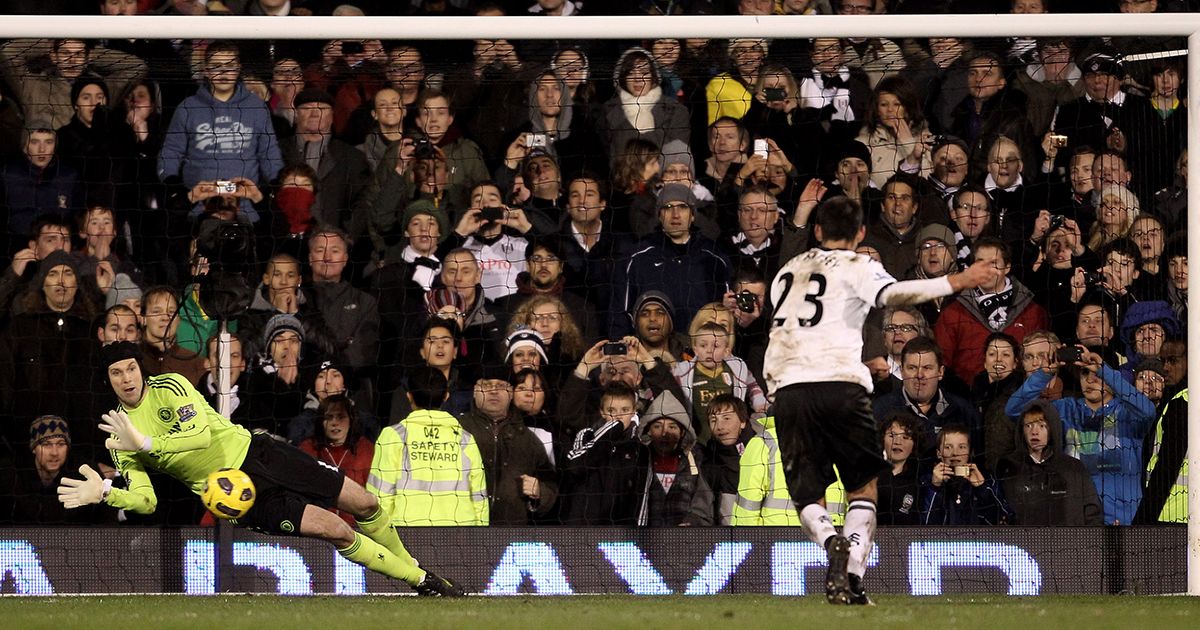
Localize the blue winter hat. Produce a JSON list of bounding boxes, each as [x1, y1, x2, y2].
[[1119, 300, 1181, 348]]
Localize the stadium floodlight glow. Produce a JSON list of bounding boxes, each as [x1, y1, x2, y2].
[[0, 13, 1195, 597]]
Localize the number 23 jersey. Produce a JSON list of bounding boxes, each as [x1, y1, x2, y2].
[[763, 248, 895, 396]]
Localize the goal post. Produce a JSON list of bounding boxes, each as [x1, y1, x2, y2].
[[0, 12, 1194, 595]]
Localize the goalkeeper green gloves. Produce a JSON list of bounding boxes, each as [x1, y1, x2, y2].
[[99, 410, 152, 452], [57, 465, 110, 508]]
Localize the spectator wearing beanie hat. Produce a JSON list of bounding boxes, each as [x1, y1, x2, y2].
[[0, 415, 113, 525], [243, 313, 309, 435], [279, 87, 372, 233], [608, 183, 731, 338], [504, 329, 549, 374], [822, 140, 883, 222], [105, 273, 143, 312], [0, 250, 98, 449], [389, 198, 450, 291], [57, 76, 120, 209]]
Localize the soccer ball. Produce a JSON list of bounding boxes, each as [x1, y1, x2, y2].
[[201, 468, 256, 520]]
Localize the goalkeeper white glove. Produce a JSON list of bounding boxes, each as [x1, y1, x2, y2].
[[57, 465, 109, 508], [99, 410, 152, 452]]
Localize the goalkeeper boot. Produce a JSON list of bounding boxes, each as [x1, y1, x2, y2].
[[414, 570, 465, 597], [847, 573, 874, 606], [824, 535, 852, 604]]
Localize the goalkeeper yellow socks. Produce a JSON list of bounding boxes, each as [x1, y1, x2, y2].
[[338, 532, 426, 586], [357, 506, 418, 567]]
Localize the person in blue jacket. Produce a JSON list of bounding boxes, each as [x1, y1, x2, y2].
[[157, 41, 283, 223], [1004, 344, 1155, 525]]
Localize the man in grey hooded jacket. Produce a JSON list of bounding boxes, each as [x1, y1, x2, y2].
[[635, 391, 714, 527]]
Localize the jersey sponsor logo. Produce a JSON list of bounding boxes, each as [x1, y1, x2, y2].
[[158, 408, 173, 423], [178, 404, 197, 423]]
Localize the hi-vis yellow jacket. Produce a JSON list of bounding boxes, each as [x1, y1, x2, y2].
[[1146, 389, 1188, 523], [367, 409, 489, 526], [732, 416, 846, 526]]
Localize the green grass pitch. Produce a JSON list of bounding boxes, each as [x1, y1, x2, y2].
[[3, 595, 1200, 630]]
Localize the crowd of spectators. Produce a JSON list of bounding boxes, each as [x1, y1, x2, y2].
[[0, 0, 1192, 529]]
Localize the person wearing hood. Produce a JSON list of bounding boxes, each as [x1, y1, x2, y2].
[[1117, 300, 1180, 383], [157, 41, 284, 224], [635, 390, 714, 527], [1005, 344, 1155, 525], [608, 183, 731, 339], [458, 364, 559, 527], [996, 399, 1102, 526], [496, 71, 609, 192], [701, 394, 757, 525], [934, 237, 1048, 384], [0, 250, 98, 450], [599, 47, 691, 169]]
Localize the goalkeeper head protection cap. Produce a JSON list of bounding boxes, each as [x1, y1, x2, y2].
[[100, 340, 145, 373]]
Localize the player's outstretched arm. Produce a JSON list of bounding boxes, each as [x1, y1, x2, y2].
[[878, 259, 1001, 307]]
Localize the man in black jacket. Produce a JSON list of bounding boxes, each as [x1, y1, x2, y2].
[[458, 365, 558, 527]]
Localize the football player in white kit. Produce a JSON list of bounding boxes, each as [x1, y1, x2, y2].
[[764, 195, 1000, 605]]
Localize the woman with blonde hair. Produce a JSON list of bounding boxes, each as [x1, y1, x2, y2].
[[1087, 184, 1140, 252]]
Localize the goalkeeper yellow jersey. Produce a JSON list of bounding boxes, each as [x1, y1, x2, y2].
[[106, 373, 252, 515]]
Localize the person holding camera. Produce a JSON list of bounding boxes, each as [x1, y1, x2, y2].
[[158, 41, 282, 225], [1004, 343, 1155, 525], [920, 422, 1012, 526]]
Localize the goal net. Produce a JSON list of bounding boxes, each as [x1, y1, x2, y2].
[[0, 10, 1194, 597]]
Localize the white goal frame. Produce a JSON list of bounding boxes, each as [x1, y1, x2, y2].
[[1, 13, 1196, 595]]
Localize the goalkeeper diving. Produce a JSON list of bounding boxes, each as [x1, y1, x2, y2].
[[58, 341, 463, 596]]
